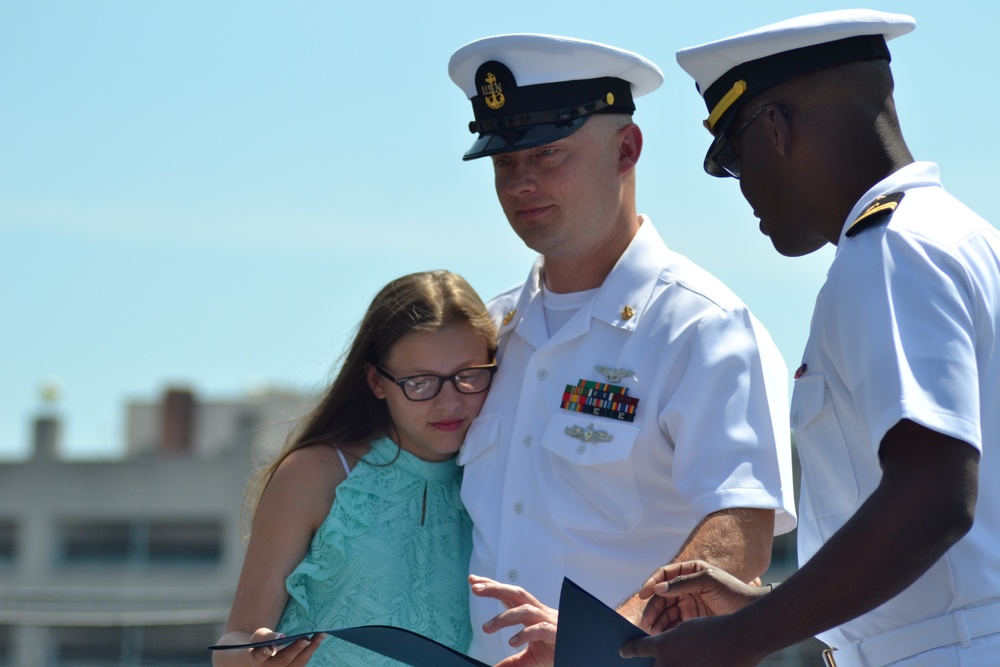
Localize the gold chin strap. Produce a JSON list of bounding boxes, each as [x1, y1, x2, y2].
[[704, 79, 747, 133]]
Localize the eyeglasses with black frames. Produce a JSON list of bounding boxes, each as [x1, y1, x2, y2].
[[375, 364, 498, 401], [709, 103, 790, 179]]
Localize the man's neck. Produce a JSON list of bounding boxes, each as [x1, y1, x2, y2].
[[542, 215, 642, 293]]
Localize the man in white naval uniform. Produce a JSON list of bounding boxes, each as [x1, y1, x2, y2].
[[448, 34, 796, 665], [622, 10, 1000, 667]]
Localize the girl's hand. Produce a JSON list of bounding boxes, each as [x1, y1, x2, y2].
[[213, 629, 325, 666]]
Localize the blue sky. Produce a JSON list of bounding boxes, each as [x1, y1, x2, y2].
[[2, 1, 994, 458]]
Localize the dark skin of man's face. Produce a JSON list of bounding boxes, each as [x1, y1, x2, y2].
[[731, 103, 835, 257]]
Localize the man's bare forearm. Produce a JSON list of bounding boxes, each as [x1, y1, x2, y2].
[[618, 507, 775, 624]]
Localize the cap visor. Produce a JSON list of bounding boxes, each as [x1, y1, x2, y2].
[[463, 116, 590, 161], [703, 112, 738, 178]]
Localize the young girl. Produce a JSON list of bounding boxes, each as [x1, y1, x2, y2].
[[213, 270, 497, 666]]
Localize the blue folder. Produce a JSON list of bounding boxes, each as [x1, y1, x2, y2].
[[210, 577, 652, 666]]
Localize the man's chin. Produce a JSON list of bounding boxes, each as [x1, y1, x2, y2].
[[770, 235, 828, 258]]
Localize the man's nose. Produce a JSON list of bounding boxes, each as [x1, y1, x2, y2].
[[501, 161, 537, 196]]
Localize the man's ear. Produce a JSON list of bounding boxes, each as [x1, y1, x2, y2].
[[768, 106, 793, 157], [365, 363, 387, 399], [618, 122, 643, 174]]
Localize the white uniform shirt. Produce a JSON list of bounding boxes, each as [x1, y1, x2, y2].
[[460, 217, 796, 663], [792, 162, 1000, 659]]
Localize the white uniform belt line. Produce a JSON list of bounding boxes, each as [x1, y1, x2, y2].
[[823, 599, 1000, 667]]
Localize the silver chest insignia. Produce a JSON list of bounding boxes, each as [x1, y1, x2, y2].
[[564, 424, 614, 443], [594, 365, 636, 383]]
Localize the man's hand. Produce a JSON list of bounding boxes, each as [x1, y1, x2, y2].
[[638, 561, 766, 633], [621, 614, 766, 667], [619, 563, 771, 666], [469, 575, 558, 667]]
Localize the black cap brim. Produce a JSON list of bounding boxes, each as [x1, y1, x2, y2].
[[703, 112, 738, 178], [463, 116, 591, 161]]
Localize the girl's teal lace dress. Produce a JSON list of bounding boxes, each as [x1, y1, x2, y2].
[[277, 437, 473, 666]]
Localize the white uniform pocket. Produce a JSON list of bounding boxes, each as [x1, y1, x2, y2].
[[541, 413, 642, 532], [791, 374, 859, 520]]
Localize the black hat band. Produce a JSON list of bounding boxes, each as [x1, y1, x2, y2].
[[470, 60, 634, 137], [470, 94, 619, 134], [702, 35, 891, 134]]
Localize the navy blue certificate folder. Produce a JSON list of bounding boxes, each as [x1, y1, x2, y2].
[[554, 578, 654, 667], [209, 626, 489, 666], [209, 577, 652, 666]]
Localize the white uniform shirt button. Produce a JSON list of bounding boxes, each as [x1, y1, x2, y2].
[[514, 502, 524, 514], [792, 413, 800, 427], [577, 444, 587, 454], [507, 569, 518, 582], [523, 436, 532, 447], [537, 369, 548, 380]]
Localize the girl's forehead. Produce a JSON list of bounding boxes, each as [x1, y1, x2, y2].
[[386, 325, 488, 363]]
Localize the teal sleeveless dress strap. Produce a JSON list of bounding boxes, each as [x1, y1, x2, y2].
[[277, 437, 473, 666]]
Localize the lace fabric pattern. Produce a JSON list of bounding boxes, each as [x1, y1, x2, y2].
[[277, 437, 473, 666]]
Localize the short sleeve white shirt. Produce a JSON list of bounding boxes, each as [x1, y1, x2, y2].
[[791, 162, 1000, 655], [460, 217, 797, 663]]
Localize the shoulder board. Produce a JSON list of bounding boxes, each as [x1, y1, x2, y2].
[[845, 192, 905, 238]]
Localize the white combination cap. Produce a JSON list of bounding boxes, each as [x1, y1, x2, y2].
[[448, 34, 663, 160], [675, 9, 915, 177]]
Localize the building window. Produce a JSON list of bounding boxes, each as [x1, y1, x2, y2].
[[58, 519, 222, 567], [60, 521, 130, 563], [0, 520, 16, 565], [50, 624, 216, 665], [51, 626, 125, 664], [148, 520, 222, 564], [142, 624, 218, 664], [0, 625, 10, 666]]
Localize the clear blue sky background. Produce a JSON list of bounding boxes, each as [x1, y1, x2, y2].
[[2, 1, 994, 458]]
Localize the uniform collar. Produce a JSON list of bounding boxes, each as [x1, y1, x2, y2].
[[499, 215, 667, 347], [500, 256, 547, 349], [835, 161, 942, 252], [591, 215, 667, 330]]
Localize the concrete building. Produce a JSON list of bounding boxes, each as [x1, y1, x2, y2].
[[0, 387, 314, 666]]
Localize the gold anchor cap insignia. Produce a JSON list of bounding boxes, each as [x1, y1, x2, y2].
[[502, 309, 517, 326], [482, 72, 505, 110]]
